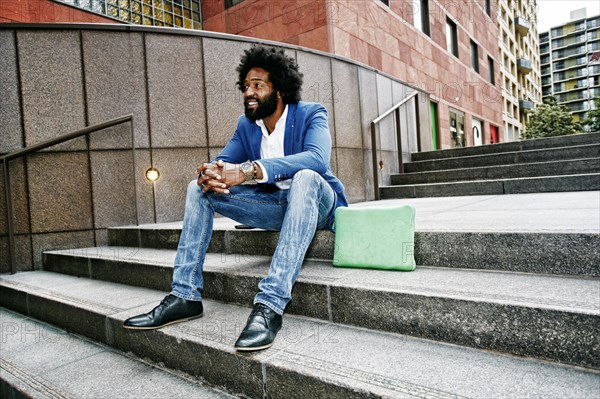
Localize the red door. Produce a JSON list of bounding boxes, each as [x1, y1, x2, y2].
[[490, 125, 499, 144]]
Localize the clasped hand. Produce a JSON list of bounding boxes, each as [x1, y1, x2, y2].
[[196, 160, 245, 194]]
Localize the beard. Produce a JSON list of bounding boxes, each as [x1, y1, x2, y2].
[[244, 91, 279, 121]]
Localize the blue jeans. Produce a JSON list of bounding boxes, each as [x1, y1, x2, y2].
[[171, 169, 335, 315]]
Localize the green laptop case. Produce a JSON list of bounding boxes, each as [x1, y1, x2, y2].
[[332, 205, 416, 271]]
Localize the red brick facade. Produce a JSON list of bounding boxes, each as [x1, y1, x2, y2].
[[0, 0, 119, 24], [201, 0, 504, 147]]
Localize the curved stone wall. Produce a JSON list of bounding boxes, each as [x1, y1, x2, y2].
[[0, 23, 430, 272]]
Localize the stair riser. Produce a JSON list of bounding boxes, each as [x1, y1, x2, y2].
[[0, 287, 387, 399], [406, 145, 600, 172], [412, 134, 600, 162], [40, 254, 600, 368], [331, 288, 599, 369], [107, 229, 335, 260], [103, 230, 600, 277], [381, 174, 600, 199], [395, 159, 600, 185]]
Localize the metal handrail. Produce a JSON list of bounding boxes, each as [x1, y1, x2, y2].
[[370, 92, 419, 200], [1, 114, 136, 274]]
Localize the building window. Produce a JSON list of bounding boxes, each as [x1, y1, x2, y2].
[[413, 0, 430, 36], [54, 0, 202, 29], [488, 56, 495, 85], [471, 40, 479, 73], [446, 18, 458, 57], [380, 0, 390, 6], [225, 0, 245, 9], [485, 0, 491, 16]]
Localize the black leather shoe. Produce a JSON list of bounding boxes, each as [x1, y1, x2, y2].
[[123, 294, 203, 330], [234, 303, 282, 352]]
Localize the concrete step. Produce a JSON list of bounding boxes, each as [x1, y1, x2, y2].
[[39, 248, 600, 367], [412, 133, 600, 162], [393, 158, 600, 185], [1, 272, 598, 398], [381, 173, 600, 199], [404, 145, 600, 173], [103, 192, 600, 277], [0, 308, 237, 399]]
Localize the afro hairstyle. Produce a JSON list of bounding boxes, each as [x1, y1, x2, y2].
[[236, 45, 303, 104]]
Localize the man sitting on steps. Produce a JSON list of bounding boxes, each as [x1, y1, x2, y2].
[[123, 45, 348, 352]]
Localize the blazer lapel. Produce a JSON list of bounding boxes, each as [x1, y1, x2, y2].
[[249, 123, 262, 160], [284, 103, 297, 156]]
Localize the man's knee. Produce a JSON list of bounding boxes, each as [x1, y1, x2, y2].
[[291, 169, 320, 186], [186, 179, 204, 200]]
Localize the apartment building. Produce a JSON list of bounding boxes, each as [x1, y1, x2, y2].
[[540, 9, 600, 127], [497, 0, 542, 142]]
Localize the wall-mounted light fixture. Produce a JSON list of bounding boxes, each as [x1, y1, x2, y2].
[[145, 167, 160, 182]]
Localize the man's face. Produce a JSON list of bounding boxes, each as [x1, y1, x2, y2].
[[243, 67, 278, 121]]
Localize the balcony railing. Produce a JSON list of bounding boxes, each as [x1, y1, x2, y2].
[[515, 16, 530, 35], [517, 58, 533, 74], [519, 100, 535, 110]]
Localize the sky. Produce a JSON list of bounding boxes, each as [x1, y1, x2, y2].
[[535, 0, 600, 33]]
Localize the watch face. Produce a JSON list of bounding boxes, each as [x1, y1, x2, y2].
[[240, 162, 253, 180]]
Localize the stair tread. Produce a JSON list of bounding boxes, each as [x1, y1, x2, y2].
[[0, 308, 236, 399], [399, 158, 600, 178], [40, 249, 600, 314], [380, 175, 600, 201], [412, 133, 600, 161], [112, 191, 600, 234], [382, 172, 600, 188], [406, 144, 600, 170], [1, 271, 598, 398]]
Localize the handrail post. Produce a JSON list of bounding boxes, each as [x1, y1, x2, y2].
[[3, 160, 16, 274], [130, 116, 139, 227], [370, 91, 418, 201], [370, 122, 380, 201], [395, 107, 404, 175]]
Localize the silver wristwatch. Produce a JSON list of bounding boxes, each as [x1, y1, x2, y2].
[[239, 161, 254, 181]]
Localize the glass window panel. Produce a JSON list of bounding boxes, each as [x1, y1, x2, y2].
[[192, 11, 199, 21], [132, 12, 142, 23], [119, 9, 131, 21], [183, 0, 190, 8], [143, 16, 153, 25], [164, 13, 173, 23], [132, 1, 141, 12], [154, 8, 164, 20], [155, 21, 164, 26], [153, 0, 163, 8], [107, 0, 117, 5], [92, 0, 105, 13], [174, 15, 183, 26], [143, 5, 151, 15], [184, 18, 192, 29], [142, 0, 151, 4], [164, 2, 172, 11], [193, 21, 201, 29], [107, 4, 118, 17], [119, 0, 129, 8], [174, 5, 182, 15], [183, 9, 191, 18], [192, 1, 199, 12], [79, 0, 92, 9]]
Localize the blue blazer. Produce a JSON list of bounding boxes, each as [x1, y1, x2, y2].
[[214, 101, 348, 230]]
